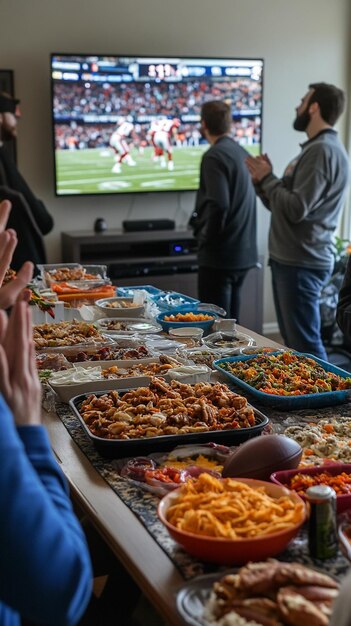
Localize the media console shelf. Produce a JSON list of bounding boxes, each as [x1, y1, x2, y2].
[[61, 229, 264, 333]]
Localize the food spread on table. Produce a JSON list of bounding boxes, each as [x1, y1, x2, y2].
[[100, 299, 140, 309], [204, 560, 339, 626], [164, 312, 214, 322], [67, 345, 152, 362], [77, 378, 256, 440], [117, 444, 230, 495], [285, 470, 351, 496], [284, 417, 351, 465], [44, 266, 101, 283], [49, 355, 185, 385], [52, 283, 115, 302], [165, 473, 304, 539], [33, 320, 106, 348], [218, 351, 351, 395], [32, 274, 351, 618]]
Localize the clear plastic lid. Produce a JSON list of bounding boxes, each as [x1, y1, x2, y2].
[[203, 331, 255, 350]]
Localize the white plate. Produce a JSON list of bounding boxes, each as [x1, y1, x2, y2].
[[95, 297, 145, 318], [177, 571, 229, 626], [96, 317, 162, 335]]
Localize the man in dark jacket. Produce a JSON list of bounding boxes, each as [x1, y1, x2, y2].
[[189, 100, 258, 320], [0, 92, 53, 273]]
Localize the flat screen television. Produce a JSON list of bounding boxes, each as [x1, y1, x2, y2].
[[50, 54, 263, 196]]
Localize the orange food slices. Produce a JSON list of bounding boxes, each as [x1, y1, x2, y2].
[[164, 312, 214, 322]]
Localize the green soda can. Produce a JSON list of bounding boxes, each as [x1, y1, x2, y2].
[[306, 485, 338, 560]]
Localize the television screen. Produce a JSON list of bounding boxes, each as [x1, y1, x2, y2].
[[50, 54, 263, 196]]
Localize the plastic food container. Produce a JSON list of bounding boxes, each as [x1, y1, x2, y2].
[[51, 358, 205, 402], [204, 330, 255, 351], [50, 373, 152, 403], [271, 463, 351, 513], [213, 352, 351, 409], [151, 292, 200, 311], [38, 264, 108, 287], [117, 285, 164, 297], [35, 334, 116, 354]]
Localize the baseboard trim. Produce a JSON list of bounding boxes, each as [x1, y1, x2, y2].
[[263, 322, 279, 336]]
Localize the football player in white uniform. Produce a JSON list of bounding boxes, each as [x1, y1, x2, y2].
[[109, 118, 136, 173], [149, 118, 180, 171]]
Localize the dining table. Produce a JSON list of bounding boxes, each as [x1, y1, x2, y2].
[[41, 326, 349, 626]]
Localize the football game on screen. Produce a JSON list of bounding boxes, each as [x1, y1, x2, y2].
[[51, 55, 263, 196]]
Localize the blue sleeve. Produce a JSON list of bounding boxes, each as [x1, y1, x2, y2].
[[0, 395, 92, 626]]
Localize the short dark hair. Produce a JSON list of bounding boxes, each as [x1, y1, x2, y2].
[[308, 82, 345, 126], [201, 100, 232, 135]]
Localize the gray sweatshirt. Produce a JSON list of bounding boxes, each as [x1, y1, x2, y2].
[[256, 129, 350, 269]]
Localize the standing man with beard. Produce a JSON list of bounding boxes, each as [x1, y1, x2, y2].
[[246, 83, 349, 360], [0, 93, 53, 273]]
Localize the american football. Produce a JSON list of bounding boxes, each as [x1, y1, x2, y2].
[[222, 435, 302, 481]]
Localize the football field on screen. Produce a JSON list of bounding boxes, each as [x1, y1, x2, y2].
[[55, 144, 261, 195]]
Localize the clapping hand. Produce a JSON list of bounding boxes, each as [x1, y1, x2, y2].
[[0, 200, 33, 308], [0, 301, 41, 425], [246, 153, 273, 183]]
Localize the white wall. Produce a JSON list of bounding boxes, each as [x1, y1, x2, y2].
[[0, 0, 350, 328]]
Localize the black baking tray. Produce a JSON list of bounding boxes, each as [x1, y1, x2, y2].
[[69, 388, 269, 458]]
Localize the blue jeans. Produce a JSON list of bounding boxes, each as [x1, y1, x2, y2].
[[198, 266, 248, 320], [270, 259, 331, 361]]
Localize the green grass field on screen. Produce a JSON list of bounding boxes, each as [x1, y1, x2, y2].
[[55, 144, 261, 195]]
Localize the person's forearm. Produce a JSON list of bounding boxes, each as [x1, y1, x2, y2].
[[254, 181, 272, 210], [0, 405, 92, 626], [32, 198, 54, 234], [259, 173, 306, 221], [259, 149, 328, 223]]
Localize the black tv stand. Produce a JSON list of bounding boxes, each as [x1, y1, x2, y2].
[[61, 228, 264, 332]]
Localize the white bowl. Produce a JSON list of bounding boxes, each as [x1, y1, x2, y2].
[[169, 327, 204, 340], [95, 297, 145, 318]]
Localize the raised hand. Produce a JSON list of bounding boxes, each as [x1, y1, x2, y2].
[[0, 261, 33, 309], [0, 301, 41, 425], [0, 199, 34, 308], [245, 154, 273, 183]]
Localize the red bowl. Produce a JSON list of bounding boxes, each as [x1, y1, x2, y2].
[[271, 463, 351, 514], [157, 478, 306, 565]]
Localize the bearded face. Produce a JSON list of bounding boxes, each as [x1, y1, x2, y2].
[[293, 89, 314, 132], [293, 107, 311, 132]]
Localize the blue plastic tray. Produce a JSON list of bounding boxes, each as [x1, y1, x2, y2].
[[213, 351, 351, 409], [151, 291, 200, 312], [117, 285, 164, 297]]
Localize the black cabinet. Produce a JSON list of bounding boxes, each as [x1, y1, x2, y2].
[[61, 229, 264, 333]]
